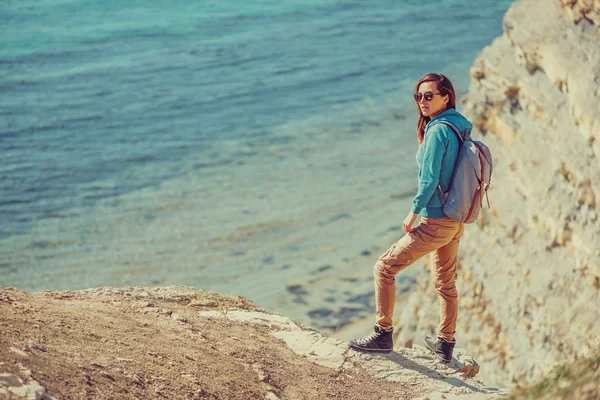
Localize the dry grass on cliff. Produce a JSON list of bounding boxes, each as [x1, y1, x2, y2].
[[0, 286, 424, 400], [507, 349, 600, 400]]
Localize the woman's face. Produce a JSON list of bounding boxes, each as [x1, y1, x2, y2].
[[416, 81, 449, 119]]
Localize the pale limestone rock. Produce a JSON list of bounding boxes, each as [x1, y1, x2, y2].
[[395, 0, 600, 387], [264, 392, 280, 400], [9, 347, 29, 358], [273, 330, 348, 369], [197, 309, 510, 398], [198, 310, 302, 331], [0, 373, 49, 400], [0, 373, 22, 387], [252, 364, 267, 381]]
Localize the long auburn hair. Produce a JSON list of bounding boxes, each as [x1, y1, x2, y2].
[[414, 73, 456, 144]]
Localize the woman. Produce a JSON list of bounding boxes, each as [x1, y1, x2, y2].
[[348, 73, 472, 364]]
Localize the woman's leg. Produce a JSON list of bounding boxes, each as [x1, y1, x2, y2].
[[374, 219, 450, 331], [349, 217, 463, 353], [430, 222, 464, 341]]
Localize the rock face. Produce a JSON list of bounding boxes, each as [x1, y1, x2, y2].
[[395, 0, 600, 387]]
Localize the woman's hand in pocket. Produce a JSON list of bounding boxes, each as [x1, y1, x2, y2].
[[403, 212, 418, 233]]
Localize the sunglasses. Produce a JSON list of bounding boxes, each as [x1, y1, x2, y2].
[[413, 91, 442, 102]]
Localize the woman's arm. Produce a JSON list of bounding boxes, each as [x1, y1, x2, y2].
[[410, 125, 449, 213], [403, 212, 418, 233]]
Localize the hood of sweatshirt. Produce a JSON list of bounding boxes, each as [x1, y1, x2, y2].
[[427, 108, 473, 140]]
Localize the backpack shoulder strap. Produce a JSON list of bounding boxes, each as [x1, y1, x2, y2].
[[430, 120, 468, 206], [430, 120, 469, 143]]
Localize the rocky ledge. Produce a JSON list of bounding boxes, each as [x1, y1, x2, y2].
[[0, 286, 508, 400]]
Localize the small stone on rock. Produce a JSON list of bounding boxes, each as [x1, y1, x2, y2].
[[9, 347, 29, 358], [265, 392, 280, 400], [27, 340, 47, 352]]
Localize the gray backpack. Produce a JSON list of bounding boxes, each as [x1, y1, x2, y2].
[[433, 121, 493, 224]]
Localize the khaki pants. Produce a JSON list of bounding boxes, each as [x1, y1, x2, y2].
[[374, 216, 464, 341]]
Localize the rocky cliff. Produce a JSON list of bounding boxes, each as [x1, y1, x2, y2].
[[0, 286, 507, 400], [395, 0, 600, 387]]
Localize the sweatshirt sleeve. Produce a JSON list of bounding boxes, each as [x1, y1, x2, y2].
[[411, 125, 448, 214]]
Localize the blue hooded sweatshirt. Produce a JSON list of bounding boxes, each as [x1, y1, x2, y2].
[[411, 108, 473, 218]]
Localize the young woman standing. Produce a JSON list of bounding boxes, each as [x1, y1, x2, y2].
[[349, 73, 473, 363]]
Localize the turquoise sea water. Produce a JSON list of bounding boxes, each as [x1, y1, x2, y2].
[[1, 0, 514, 328]]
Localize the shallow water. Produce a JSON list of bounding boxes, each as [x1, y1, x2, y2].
[[1, 0, 514, 327]]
